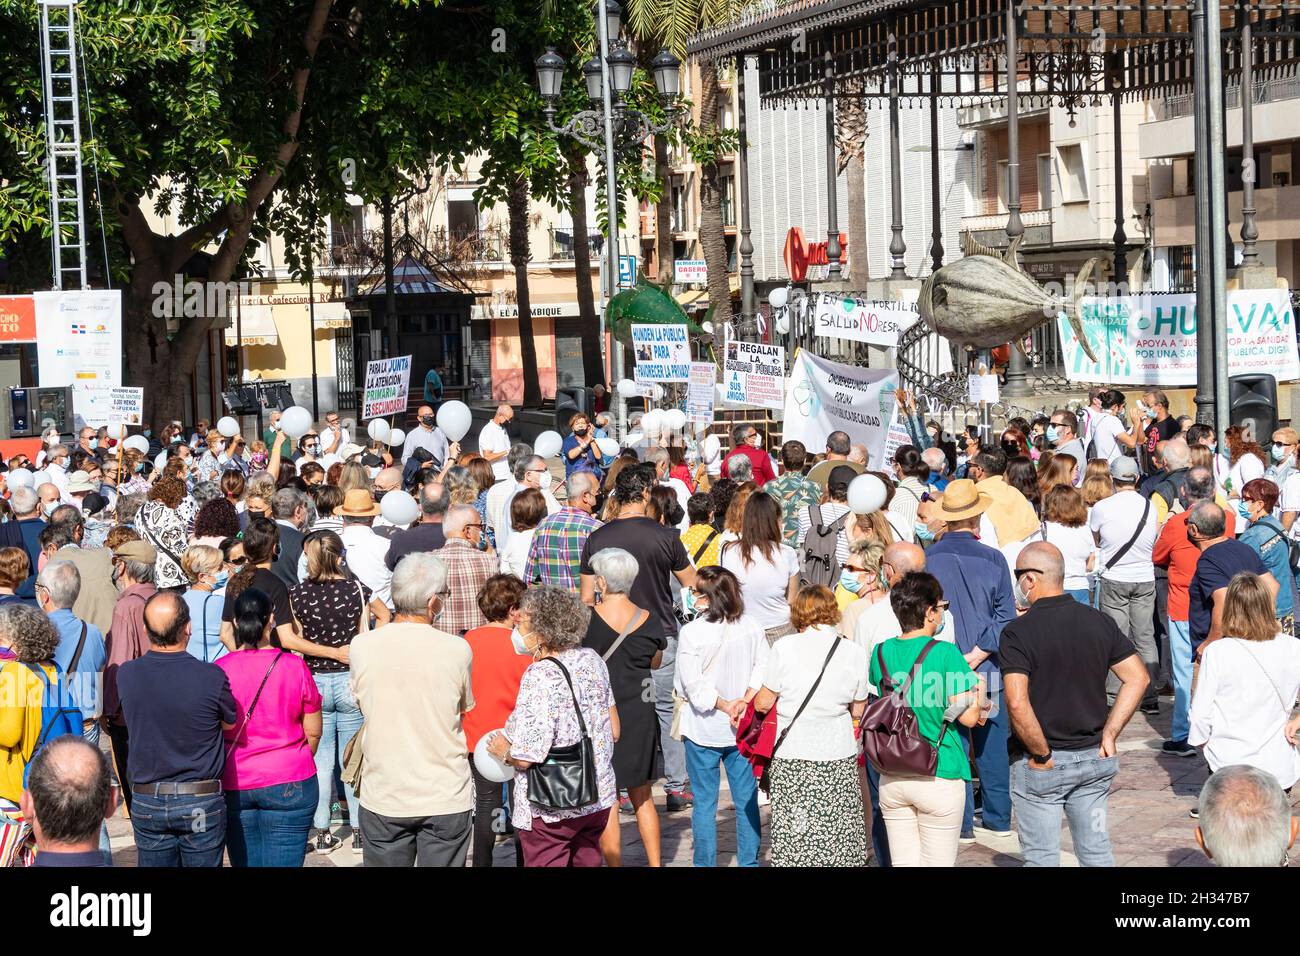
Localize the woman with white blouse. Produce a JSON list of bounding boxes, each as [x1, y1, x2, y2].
[[1191, 573, 1300, 793], [719, 492, 801, 644], [1040, 485, 1097, 605], [674, 566, 768, 867], [752, 585, 870, 867], [500, 488, 546, 579]]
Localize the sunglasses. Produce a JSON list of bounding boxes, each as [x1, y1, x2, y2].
[[1014, 567, 1043, 579], [932, 600, 950, 612], [228, 557, 248, 566]]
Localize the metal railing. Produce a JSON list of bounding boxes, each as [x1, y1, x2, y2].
[[430, 225, 507, 262], [1158, 74, 1300, 119], [548, 227, 605, 261]]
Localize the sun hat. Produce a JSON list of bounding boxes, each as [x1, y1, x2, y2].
[[937, 478, 992, 521]]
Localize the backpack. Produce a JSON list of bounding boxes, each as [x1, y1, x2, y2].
[[20, 662, 82, 787], [861, 640, 949, 776], [800, 504, 849, 588], [1151, 468, 1191, 512]]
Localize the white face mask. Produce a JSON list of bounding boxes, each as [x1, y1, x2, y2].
[[43, 501, 59, 518], [510, 628, 530, 655], [538, 471, 553, 491]]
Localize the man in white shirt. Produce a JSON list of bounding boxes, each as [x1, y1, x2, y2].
[[401, 405, 455, 469], [319, 410, 350, 456], [485, 443, 533, 541], [45, 445, 71, 500], [477, 404, 514, 482], [646, 446, 690, 533], [1090, 389, 1139, 465], [336, 488, 394, 608], [491, 454, 560, 550], [1088, 456, 1160, 714]]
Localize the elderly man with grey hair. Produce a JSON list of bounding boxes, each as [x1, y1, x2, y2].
[[486, 443, 538, 545], [349, 551, 475, 867], [920, 446, 950, 490], [1196, 765, 1299, 866], [22, 736, 116, 867], [38, 559, 107, 741], [525, 470, 602, 589], [432, 504, 500, 636], [646, 446, 691, 533], [494, 451, 561, 551], [721, 422, 776, 487], [11, 485, 44, 597], [270, 486, 310, 588], [726, 453, 753, 483]]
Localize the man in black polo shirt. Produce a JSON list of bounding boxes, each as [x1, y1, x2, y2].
[[116, 591, 236, 867], [1000, 542, 1150, 867], [385, 480, 448, 571]]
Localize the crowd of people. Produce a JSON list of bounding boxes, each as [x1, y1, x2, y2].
[[1, 383, 1298, 869]]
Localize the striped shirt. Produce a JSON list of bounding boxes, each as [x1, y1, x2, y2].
[[523, 508, 602, 590]]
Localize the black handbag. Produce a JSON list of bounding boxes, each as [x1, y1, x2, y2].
[[526, 657, 600, 812]]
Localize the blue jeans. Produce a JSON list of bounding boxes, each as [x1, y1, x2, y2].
[[652, 637, 688, 792], [865, 760, 891, 867], [313, 671, 363, 830], [131, 791, 226, 867], [225, 776, 319, 867], [961, 685, 1011, 832], [1011, 750, 1119, 866], [682, 738, 760, 867], [1168, 618, 1193, 742], [1066, 589, 1090, 606], [82, 720, 112, 865]]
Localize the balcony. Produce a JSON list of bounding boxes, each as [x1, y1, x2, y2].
[[959, 208, 1052, 248], [1142, 75, 1300, 159], [548, 227, 605, 261], [1153, 182, 1300, 247], [721, 196, 737, 228], [430, 225, 507, 262]]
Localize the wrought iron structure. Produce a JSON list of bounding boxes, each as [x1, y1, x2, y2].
[[688, 0, 1300, 431]]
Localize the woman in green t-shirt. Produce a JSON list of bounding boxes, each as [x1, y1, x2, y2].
[[868, 572, 985, 867]]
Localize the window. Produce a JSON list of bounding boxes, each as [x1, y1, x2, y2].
[[671, 176, 689, 232], [448, 199, 479, 242], [721, 172, 736, 226], [1038, 154, 1052, 210], [1168, 245, 1195, 292], [1057, 144, 1089, 203]]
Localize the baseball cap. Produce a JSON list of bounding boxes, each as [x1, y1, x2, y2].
[[112, 539, 158, 564], [1109, 457, 1141, 482]]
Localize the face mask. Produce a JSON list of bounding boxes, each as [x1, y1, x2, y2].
[[42, 501, 58, 518], [1145, 408, 1157, 420], [839, 570, 864, 595], [934, 614, 946, 638], [367, 466, 381, 480], [914, 522, 936, 543], [251, 455, 268, 469], [574, 426, 587, 435], [88, 439, 99, 450], [45, 434, 58, 447], [421, 415, 435, 427], [171, 435, 182, 444], [1045, 425, 1059, 445], [304, 444, 318, 455], [1273, 444, 1288, 462], [510, 627, 530, 655], [1235, 500, 1253, 522], [1014, 575, 1031, 609], [538, 472, 553, 490], [1208, 442, 1217, 453], [143, 429, 152, 438], [212, 570, 229, 589], [133, 462, 144, 474]]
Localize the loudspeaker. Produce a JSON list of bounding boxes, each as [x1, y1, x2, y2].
[[554, 385, 590, 431], [265, 383, 295, 411], [1229, 373, 1278, 443]]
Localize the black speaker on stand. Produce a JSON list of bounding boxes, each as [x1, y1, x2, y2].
[[1229, 373, 1278, 443]]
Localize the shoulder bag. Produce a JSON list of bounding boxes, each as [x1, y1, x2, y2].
[[601, 608, 647, 663], [860, 640, 948, 776], [526, 656, 600, 811], [1100, 495, 1152, 574], [736, 635, 841, 792], [670, 623, 728, 741], [692, 529, 720, 566]]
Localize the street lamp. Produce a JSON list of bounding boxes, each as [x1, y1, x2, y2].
[[535, 47, 566, 101], [601, 0, 621, 45], [650, 48, 681, 100]]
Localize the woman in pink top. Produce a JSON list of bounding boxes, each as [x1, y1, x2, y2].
[[218, 587, 323, 867]]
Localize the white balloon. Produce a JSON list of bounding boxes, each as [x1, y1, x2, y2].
[[651, 384, 665, 400], [366, 419, 391, 442], [386, 428, 406, 448], [5, 469, 33, 490], [216, 416, 241, 438], [702, 321, 714, 334], [640, 410, 663, 437], [31, 470, 50, 486], [280, 406, 313, 440], [534, 430, 563, 459], [664, 409, 686, 432], [473, 731, 516, 783], [616, 379, 639, 398], [622, 431, 645, 447], [776, 314, 790, 335], [436, 401, 473, 442], [153, 451, 168, 472], [847, 473, 889, 515], [105, 423, 128, 440], [379, 489, 419, 526], [702, 434, 721, 463], [768, 286, 789, 309], [124, 435, 150, 454], [596, 436, 619, 458]]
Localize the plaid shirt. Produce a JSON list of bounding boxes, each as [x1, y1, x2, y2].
[[523, 508, 602, 590], [433, 538, 499, 634], [766, 471, 822, 547]]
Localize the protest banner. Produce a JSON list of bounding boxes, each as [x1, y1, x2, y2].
[[687, 362, 716, 423], [880, 413, 913, 471], [723, 339, 785, 410], [1056, 288, 1300, 385], [632, 324, 691, 382], [783, 349, 899, 461], [362, 355, 412, 418], [812, 294, 920, 348], [78, 386, 144, 430]]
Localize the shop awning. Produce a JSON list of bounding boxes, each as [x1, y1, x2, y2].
[[314, 302, 351, 329], [675, 275, 741, 311], [225, 303, 278, 346]]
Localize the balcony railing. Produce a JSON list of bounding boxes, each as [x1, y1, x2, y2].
[[721, 196, 736, 227], [1155, 74, 1300, 120], [430, 225, 507, 262], [548, 227, 605, 261]]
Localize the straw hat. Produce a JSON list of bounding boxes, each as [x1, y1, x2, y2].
[[334, 487, 380, 518], [937, 478, 991, 521]]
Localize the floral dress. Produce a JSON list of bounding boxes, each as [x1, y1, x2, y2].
[[505, 647, 617, 831], [136, 499, 188, 589]]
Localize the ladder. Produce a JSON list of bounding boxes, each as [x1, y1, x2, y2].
[[38, 0, 88, 290]]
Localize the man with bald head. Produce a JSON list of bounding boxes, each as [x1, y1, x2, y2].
[[1000, 541, 1149, 867], [23, 737, 116, 867], [477, 403, 515, 482], [116, 590, 236, 867], [37, 481, 61, 517], [401, 403, 457, 471]]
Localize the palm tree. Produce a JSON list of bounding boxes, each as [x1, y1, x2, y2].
[[626, 0, 744, 322], [507, 174, 544, 408], [836, 84, 870, 284]]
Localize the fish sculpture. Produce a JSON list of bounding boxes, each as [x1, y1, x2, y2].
[[916, 235, 1100, 364]]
